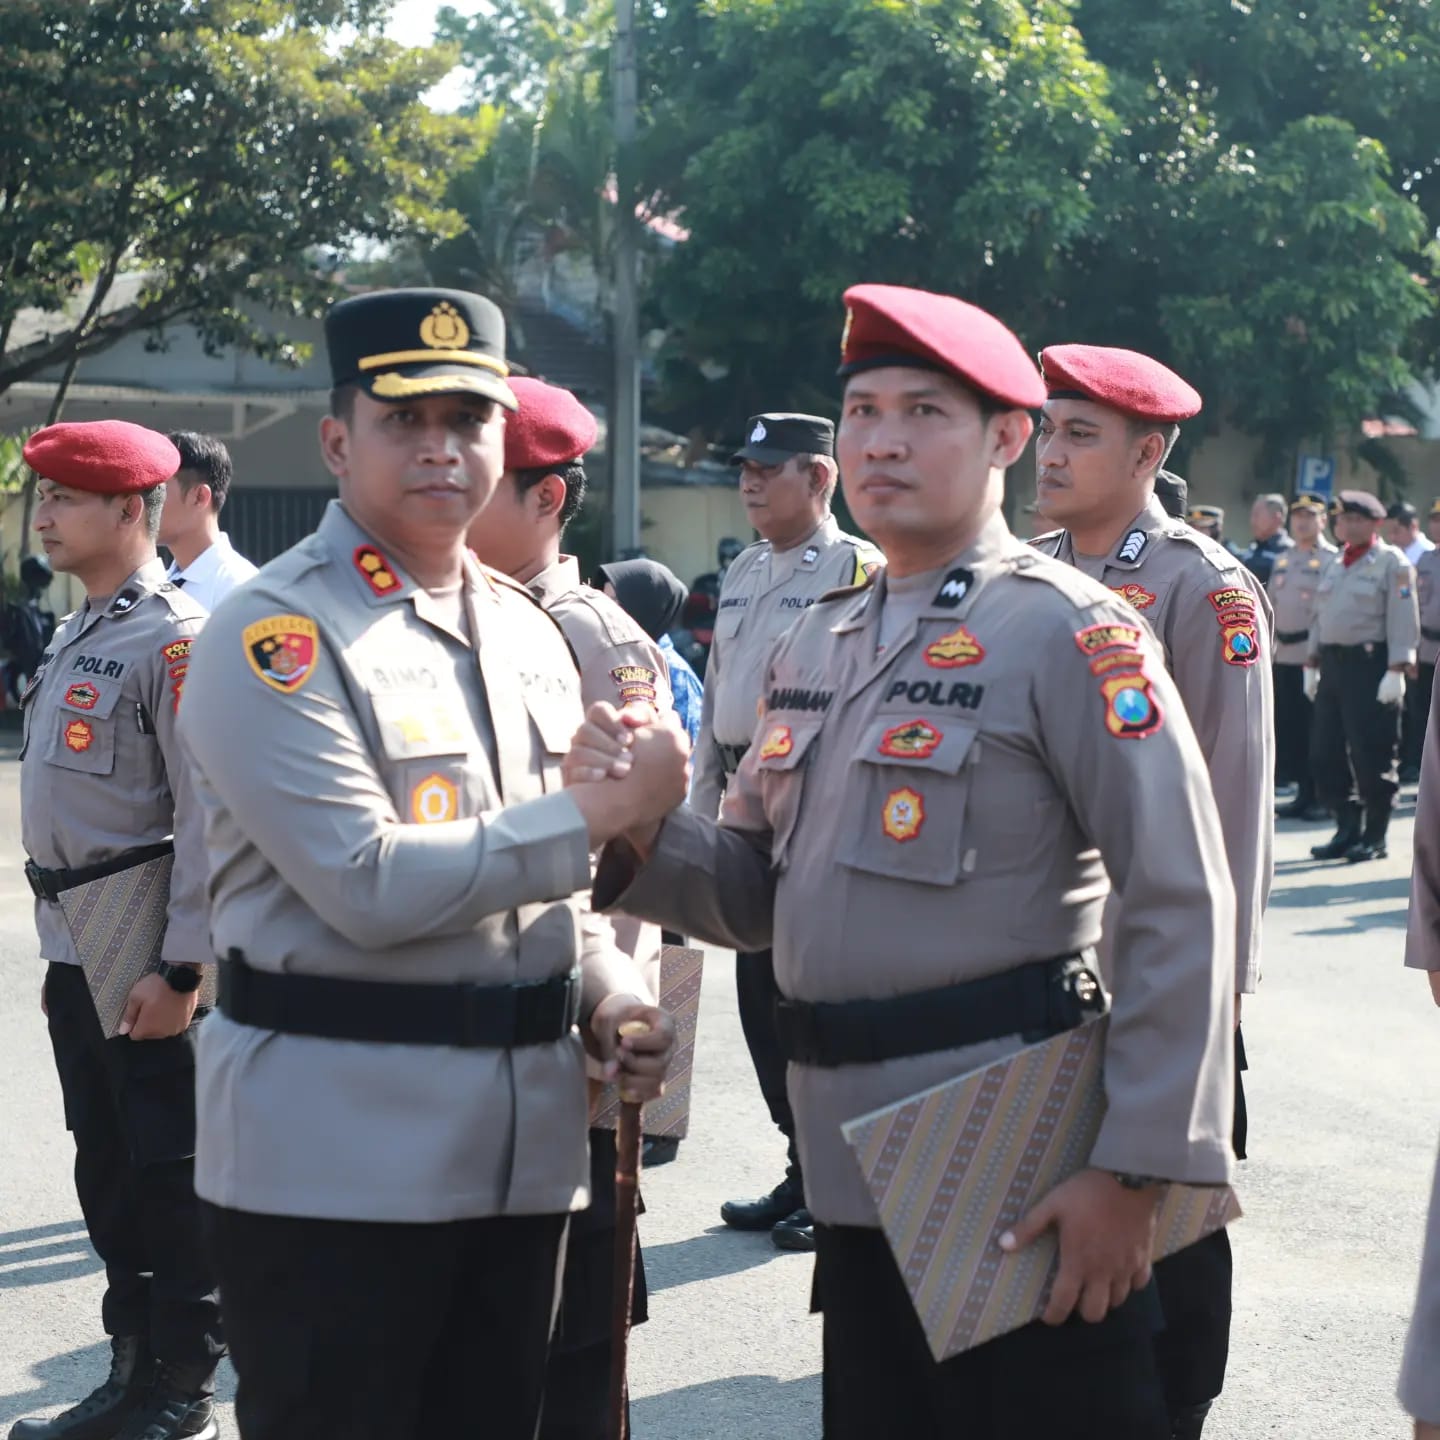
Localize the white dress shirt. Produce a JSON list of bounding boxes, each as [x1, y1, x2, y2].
[[1406, 534, 1436, 566], [166, 533, 259, 613]]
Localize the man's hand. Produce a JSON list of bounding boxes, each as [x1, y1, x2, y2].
[[1378, 669, 1407, 706], [1427, 971, 1440, 1009], [119, 972, 198, 1040], [1303, 666, 1320, 702], [567, 703, 690, 851], [589, 993, 676, 1103], [563, 701, 650, 785], [999, 1168, 1160, 1325]]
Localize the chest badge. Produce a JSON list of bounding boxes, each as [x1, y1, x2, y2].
[[1110, 583, 1157, 611], [244, 615, 319, 693], [63, 718, 95, 752], [924, 626, 984, 669], [759, 724, 794, 760], [882, 787, 926, 842], [411, 773, 459, 824], [878, 719, 942, 760], [64, 682, 99, 711]]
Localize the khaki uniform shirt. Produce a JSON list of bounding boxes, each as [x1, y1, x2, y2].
[[596, 513, 1236, 1226], [20, 560, 209, 969], [527, 555, 671, 992], [1036, 496, 1275, 994], [1307, 540, 1418, 664], [1417, 549, 1440, 666], [1268, 539, 1338, 666], [692, 514, 881, 819], [180, 501, 648, 1224]]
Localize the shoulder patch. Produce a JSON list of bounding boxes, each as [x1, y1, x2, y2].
[[1100, 663, 1165, 740], [1208, 588, 1260, 667], [243, 614, 319, 693]]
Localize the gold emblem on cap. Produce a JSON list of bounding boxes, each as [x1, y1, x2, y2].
[[840, 306, 854, 357], [420, 301, 469, 350]]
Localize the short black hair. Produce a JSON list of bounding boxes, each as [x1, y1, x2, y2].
[[1126, 417, 1181, 464], [167, 431, 234, 512], [514, 461, 587, 530], [329, 385, 359, 422]]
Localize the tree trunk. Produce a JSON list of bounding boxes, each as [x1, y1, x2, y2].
[[18, 352, 82, 558]]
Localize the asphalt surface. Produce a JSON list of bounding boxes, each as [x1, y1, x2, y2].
[[1, 752, 1437, 1438]]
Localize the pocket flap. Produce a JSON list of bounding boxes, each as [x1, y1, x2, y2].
[[856, 717, 978, 774], [753, 719, 823, 773], [58, 676, 124, 720], [371, 692, 471, 761]]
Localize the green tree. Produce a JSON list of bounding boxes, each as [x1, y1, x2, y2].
[[0, 0, 479, 397]]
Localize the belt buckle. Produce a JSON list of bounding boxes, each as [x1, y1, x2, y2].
[[24, 860, 57, 903], [1047, 959, 1104, 1033]]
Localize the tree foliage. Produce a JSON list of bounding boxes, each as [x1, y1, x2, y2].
[[0, 0, 480, 397]]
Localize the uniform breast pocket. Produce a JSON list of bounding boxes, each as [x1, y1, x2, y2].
[[752, 719, 823, 869], [836, 717, 977, 886], [371, 690, 476, 821], [525, 696, 579, 795], [714, 605, 747, 641], [44, 676, 126, 776]]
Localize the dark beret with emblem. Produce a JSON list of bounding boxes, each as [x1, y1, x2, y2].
[[505, 377, 598, 470], [1040, 345, 1202, 424], [1188, 504, 1224, 524], [24, 420, 180, 494], [1289, 492, 1329, 515], [325, 287, 517, 410], [838, 283, 1046, 410], [1337, 489, 1386, 520], [730, 413, 835, 466]]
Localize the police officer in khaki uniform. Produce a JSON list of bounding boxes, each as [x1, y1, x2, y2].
[[695, 411, 882, 1251], [1304, 489, 1419, 862], [569, 283, 1236, 1440], [178, 289, 678, 1440], [467, 374, 667, 1440], [1411, 500, 1440, 774], [1032, 344, 1272, 1440], [1271, 494, 1337, 820], [12, 422, 220, 1440]]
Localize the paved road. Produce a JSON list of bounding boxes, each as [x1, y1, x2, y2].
[[1, 752, 1437, 1437]]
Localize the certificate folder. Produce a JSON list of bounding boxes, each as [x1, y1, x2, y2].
[[841, 1017, 1241, 1360]]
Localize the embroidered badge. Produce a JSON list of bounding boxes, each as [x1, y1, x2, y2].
[[162, 639, 192, 664], [862, 559, 882, 580], [924, 626, 985, 669], [878, 719, 942, 760], [63, 718, 94, 752], [1100, 669, 1163, 739], [1117, 530, 1148, 563], [759, 725, 794, 760], [932, 567, 973, 610], [243, 615, 319, 693], [1090, 650, 1147, 677], [411, 773, 459, 824], [1207, 587, 1252, 614], [882, 787, 925, 842], [1208, 588, 1259, 667], [64, 682, 99, 711], [1110, 583, 1157, 611], [611, 665, 658, 705], [354, 545, 401, 597], [169, 662, 189, 714], [1073, 623, 1142, 658]]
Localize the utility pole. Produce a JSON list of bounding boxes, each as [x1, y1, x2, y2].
[[611, 0, 641, 557]]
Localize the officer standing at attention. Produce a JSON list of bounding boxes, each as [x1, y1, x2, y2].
[[1414, 500, 1440, 770], [177, 289, 677, 1440], [1305, 489, 1419, 862], [465, 373, 670, 1440], [571, 283, 1237, 1440], [1270, 494, 1337, 821], [1239, 494, 1294, 585], [1032, 345, 1273, 1440], [11, 422, 220, 1440], [693, 411, 881, 1252]]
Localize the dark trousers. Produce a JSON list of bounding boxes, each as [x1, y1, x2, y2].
[[204, 1204, 568, 1440], [44, 960, 222, 1370], [1311, 646, 1400, 836], [1272, 663, 1315, 797], [735, 948, 802, 1186], [812, 1224, 1168, 1439]]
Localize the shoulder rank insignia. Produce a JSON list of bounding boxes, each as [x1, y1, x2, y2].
[[244, 615, 319, 693], [1117, 529, 1148, 564], [354, 545, 401, 597]]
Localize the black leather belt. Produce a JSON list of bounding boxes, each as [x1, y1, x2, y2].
[[218, 950, 582, 1049], [1423, 627, 1440, 643], [1275, 629, 1309, 645], [775, 955, 1105, 1068], [1320, 642, 1382, 658], [716, 742, 749, 775], [24, 840, 174, 903]]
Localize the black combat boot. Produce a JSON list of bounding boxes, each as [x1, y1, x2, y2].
[[1311, 804, 1361, 860], [8, 1336, 155, 1440], [1347, 809, 1391, 863], [721, 1174, 804, 1231], [771, 1206, 816, 1252], [115, 1364, 218, 1440]]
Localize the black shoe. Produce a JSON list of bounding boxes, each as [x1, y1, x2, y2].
[[642, 1135, 680, 1167], [1311, 831, 1360, 860], [9, 1337, 155, 1440], [1345, 839, 1388, 863], [114, 1366, 218, 1440], [721, 1176, 804, 1231], [771, 1207, 816, 1252]]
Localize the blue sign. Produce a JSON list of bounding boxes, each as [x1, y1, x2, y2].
[[1296, 455, 1336, 498]]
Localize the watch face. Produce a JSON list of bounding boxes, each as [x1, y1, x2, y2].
[[160, 963, 202, 993]]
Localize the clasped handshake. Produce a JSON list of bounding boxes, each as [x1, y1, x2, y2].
[[563, 701, 692, 858]]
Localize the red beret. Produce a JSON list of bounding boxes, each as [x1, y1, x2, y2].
[[23, 421, 180, 494], [839, 283, 1046, 410], [504, 377, 599, 472], [1040, 344, 1202, 423]]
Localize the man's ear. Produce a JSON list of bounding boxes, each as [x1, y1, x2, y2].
[[319, 415, 349, 480], [533, 472, 567, 521], [988, 409, 1034, 471], [1133, 430, 1167, 479]]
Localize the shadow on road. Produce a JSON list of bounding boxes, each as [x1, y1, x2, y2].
[[632, 1371, 819, 1438], [1269, 876, 1410, 907], [644, 1226, 796, 1293], [0, 1219, 101, 1290], [0, 1341, 108, 1428]]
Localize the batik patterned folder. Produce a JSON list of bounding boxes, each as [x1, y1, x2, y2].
[[592, 945, 703, 1138], [58, 853, 216, 1037], [842, 1017, 1241, 1360]]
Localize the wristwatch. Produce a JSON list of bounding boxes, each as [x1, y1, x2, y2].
[[1110, 1172, 1162, 1191], [155, 961, 203, 994]]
